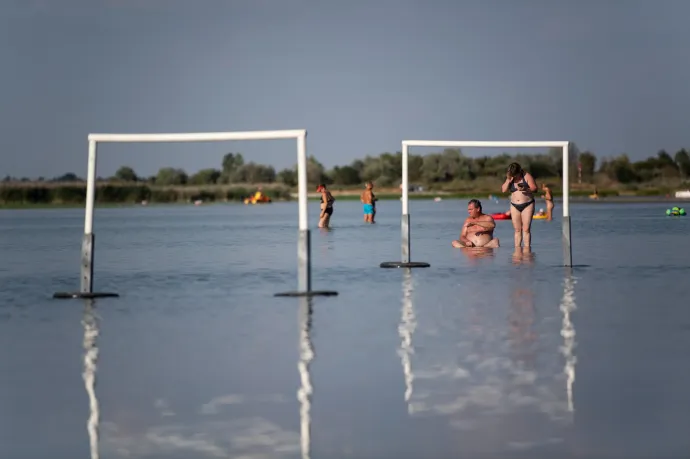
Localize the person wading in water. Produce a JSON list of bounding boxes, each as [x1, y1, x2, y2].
[[317, 184, 335, 228], [501, 162, 538, 247]]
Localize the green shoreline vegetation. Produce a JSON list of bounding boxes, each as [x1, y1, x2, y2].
[[2, 147, 690, 208]]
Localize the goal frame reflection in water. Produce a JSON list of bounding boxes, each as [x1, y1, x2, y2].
[[396, 250, 578, 451], [75, 251, 575, 458], [82, 301, 100, 459], [78, 298, 315, 459], [297, 297, 314, 459]]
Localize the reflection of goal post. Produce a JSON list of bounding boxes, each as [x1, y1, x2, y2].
[[54, 129, 338, 300], [380, 140, 573, 268]]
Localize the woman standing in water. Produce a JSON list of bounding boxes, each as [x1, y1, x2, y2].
[[501, 162, 538, 248], [541, 182, 554, 221], [317, 184, 335, 228]]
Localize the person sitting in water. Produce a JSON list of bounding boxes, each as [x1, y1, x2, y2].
[[360, 181, 377, 223], [317, 184, 335, 228], [452, 199, 500, 248]]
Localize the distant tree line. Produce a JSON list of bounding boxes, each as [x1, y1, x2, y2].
[[4, 146, 690, 189]]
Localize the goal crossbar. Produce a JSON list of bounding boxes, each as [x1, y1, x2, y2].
[[53, 128, 338, 299], [403, 140, 569, 148], [88, 130, 307, 143], [394, 139, 573, 268]]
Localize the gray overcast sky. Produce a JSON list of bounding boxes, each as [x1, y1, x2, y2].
[[2, 0, 689, 179]]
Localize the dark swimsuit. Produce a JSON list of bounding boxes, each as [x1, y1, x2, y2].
[[321, 193, 334, 215], [509, 177, 535, 212]]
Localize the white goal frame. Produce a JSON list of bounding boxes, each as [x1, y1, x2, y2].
[[395, 140, 573, 267], [69, 129, 323, 298]]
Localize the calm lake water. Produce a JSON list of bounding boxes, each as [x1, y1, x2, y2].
[[1, 198, 690, 459]]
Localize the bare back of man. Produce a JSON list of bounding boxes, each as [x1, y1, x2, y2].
[[452, 199, 500, 249]]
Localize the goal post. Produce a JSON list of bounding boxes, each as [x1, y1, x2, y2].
[[381, 140, 573, 269], [53, 129, 338, 300]]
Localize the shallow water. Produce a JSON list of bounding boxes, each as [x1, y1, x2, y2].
[[1, 198, 690, 459]]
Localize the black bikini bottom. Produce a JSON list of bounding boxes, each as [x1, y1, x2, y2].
[[511, 199, 535, 212]]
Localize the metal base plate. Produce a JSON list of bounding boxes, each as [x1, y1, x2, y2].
[[274, 290, 339, 297], [380, 261, 431, 268], [53, 292, 119, 299]]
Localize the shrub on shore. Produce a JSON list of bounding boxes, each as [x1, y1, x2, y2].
[[0, 183, 292, 205]]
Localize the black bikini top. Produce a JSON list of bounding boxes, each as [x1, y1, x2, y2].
[[509, 176, 528, 193], [320, 193, 334, 206]]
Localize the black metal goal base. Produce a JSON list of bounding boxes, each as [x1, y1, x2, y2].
[[274, 290, 339, 298], [380, 261, 431, 268], [53, 291, 120, 299]]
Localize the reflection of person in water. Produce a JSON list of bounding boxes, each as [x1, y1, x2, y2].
[[508, 247, 537, 368], [509, 288, 537, 368], [512, 246, 536, 265], [459, 246, 495, 263]]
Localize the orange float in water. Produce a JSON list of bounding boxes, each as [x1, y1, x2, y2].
[[244, 191, 272, 205], [491, 212, 510, 220]]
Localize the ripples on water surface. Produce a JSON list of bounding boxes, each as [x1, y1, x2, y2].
[[1, 199, 690, 459]]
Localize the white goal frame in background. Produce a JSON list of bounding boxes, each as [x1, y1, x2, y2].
[[383, 140, 573, 268], [56, 129, 337, 300]]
